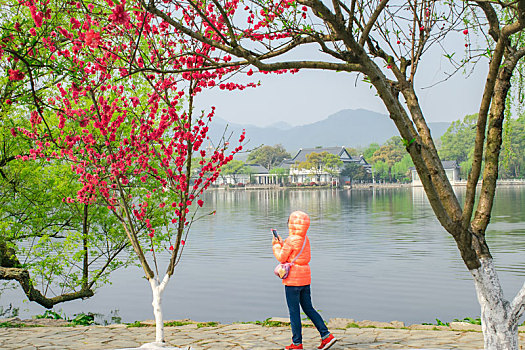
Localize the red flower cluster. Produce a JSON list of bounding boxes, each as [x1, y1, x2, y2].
[[109, 3, 130, 26], [84, 30, 102, 48], [8, 69, 25, 81]]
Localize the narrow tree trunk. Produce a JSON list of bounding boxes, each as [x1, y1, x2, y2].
[[148, 275, 170, 344], [471, 258, 520, 350]]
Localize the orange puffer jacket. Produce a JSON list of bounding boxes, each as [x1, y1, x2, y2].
[[272, 211, 311, 286]]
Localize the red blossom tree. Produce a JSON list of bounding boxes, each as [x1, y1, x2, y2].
[[1, 0, 250, 345]]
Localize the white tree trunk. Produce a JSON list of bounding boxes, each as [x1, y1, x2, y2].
[[149, 275, 170, 345], [471, 257, 525, 350], [118, 274, 189, 350]]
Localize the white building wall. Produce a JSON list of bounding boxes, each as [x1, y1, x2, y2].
[[411, 168, 459, 186]]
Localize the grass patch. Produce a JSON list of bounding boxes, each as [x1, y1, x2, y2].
[[346, 323, 360, 328], [35, 310, 63, 320], [69, 313, 95, 326], [0, 322, 27, 328], [196, 322, 218, 328], [422, 316, 485, 327], [422, 319, 450, 327], [126, 321, 149, 328], [453, 317, 481, 325], [165, 321, 193, 327], [255, 318, 288, 327]]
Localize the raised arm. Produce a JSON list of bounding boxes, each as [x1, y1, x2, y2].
[[273, 238, 294, 263]]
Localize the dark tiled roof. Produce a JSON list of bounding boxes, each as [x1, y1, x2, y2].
[[290, 147, 349, 163], [279, 159, 295, 169], [277, 147, 369, 168], [409, 160, 459, 171], [245, 163, 269, 174], [350, 156, 369, 165], [441, 160, 459, 169]]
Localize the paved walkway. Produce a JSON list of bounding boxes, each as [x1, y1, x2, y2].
[[1, 317, 524, 349]]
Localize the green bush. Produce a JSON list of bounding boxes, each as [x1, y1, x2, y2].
[[165, 321, 193, 327], [70, 313, 95, 326], [35, 310, 63, 320]]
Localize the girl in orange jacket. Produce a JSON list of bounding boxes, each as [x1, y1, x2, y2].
[[272, 211, 337, 350]]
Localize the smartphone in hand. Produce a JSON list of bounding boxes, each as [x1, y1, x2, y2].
[[271, 229, 281, 242]]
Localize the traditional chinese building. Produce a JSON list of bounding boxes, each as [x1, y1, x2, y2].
[[280, 146, 370, 184]]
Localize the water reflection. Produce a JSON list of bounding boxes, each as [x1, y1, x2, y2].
[[2, 186, 524, 325]]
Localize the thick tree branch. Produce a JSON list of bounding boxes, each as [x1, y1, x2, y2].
[[299, 0, 356, 51], [464, 0, 525, 227], [358, 0, 389, 47], [473, 1, 501, 41], [0, 267, 94, 309], [402, 86, 463, 222], [462, 36, 507, 227], [363, 64, 462, 241], [0, 155, 17, 167], [471, 51, 523, 237], [332, 0, 344, 23], [510, 282, 525, 322]]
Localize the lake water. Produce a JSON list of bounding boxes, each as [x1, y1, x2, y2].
[[2, 186, 525, 325]]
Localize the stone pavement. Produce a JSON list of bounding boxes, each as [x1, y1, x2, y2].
[[1, 317, 525, 350]]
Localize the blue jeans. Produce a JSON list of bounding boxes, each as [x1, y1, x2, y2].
[[285, 285, 330, 345]]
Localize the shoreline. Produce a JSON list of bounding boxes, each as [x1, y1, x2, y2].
[[210, 181, 525, 191], [3, 315, 525, 332]]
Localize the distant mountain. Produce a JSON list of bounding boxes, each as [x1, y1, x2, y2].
[[268, 121, 293, 130], [208, 109, 450, 153]]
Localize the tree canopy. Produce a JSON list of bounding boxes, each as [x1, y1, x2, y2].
[[0, 0, 244, 342], [295, 151, 343, 181], [246, 144, 291, 170]]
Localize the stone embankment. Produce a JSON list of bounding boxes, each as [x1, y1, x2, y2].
[[2, 317, 525, 349]]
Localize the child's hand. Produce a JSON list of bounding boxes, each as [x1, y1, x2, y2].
[[272, 237, 282, 246]]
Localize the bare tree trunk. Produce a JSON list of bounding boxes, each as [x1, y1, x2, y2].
[[148, 275, 170, 344], [471, 258, 525, 350]]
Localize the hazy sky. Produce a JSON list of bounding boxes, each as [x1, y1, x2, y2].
[[196, 37, 489, 128]]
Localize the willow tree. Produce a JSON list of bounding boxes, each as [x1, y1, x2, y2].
[[139, 0, 525, 347]]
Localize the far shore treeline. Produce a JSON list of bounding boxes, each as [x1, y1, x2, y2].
[[223, 113, 525, 184]]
